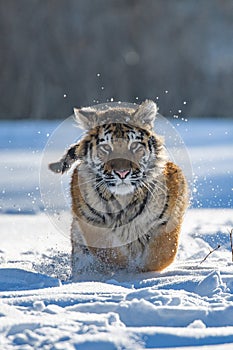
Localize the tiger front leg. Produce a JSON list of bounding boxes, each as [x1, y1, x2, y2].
[[71, 243, 98, 281], [142, 161, 188, 272], [142, 225, 181, 272], [71, 219, 99, 281]]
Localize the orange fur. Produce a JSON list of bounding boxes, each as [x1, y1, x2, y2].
[[142, 162, 188, 271], [71, 161, 188, 273], [50, 101, 188, 278]]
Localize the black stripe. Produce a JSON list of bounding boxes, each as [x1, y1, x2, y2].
[[85, 201, 106, 223], [83, 141, 89, 156], [135, 136, 143, 141], [138, 233, 151, 245], [148, 136, 157, 152], [79, 208, 97, 223], [158, 195, 169, 220], [104, 124, 112, 133], [79, 205, 104, 224], [122, 123, 134, 130], [127, 191, 148, 223], [95, 182, 112, 202], [89, 142, 93, 159]]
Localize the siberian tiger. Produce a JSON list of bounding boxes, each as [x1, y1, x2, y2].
[[49, 100, 188, 280]]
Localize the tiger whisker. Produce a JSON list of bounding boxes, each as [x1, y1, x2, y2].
[[146, 178, 167, 195], [141, 179, 167, 201], [73, 178, 96, 187], [94, 179, 106, 190], [140, 180, 157, 200]]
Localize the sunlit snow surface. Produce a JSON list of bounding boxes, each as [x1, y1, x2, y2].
[[0, 118, 233, 349]]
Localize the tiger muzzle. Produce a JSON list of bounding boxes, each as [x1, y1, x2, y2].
[[105, 157, 139, 177]]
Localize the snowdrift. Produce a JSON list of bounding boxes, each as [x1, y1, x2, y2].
[[0, 118, 233, 349]]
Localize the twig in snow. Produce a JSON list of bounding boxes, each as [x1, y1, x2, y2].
[[199, 244, 221, 265], [229, 228, 233, 262]]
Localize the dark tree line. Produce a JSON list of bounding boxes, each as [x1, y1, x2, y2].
[[0, 0, 233, 119]]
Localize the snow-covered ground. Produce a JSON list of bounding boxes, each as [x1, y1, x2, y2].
[[0, 116, 233, 349]]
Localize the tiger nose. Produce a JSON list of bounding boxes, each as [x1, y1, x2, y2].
[[114, 169, 130, 179]]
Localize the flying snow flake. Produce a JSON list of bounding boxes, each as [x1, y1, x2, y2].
[[124, 50, 140, 65]]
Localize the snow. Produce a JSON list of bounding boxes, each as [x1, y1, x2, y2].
[[0, 117, 233, 349]]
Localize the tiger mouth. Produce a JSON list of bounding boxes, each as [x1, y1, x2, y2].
[[107, 181, 136, 195], [103, 172, 142, 183], [102, 172, 143, 195]]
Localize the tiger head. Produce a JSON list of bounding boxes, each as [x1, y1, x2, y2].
[[49, 100, 166, 196]]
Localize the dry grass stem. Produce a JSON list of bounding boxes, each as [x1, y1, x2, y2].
[[230, 229, 233, 262], [200, 244, 221, 265]]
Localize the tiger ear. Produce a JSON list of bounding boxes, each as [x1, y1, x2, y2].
[[133, 100, 158, 128], [49, 143, 80, 174], [74, 107, 98, 130]]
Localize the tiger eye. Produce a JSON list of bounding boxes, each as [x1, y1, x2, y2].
[[97, 144, 112, 156], [130, 142, 144, 153]]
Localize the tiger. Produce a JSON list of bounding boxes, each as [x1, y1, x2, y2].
[[49, 100, 188, 280]]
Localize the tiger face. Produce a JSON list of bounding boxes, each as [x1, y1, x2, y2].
[[49, 100, 166, 197], [79, 123, 164, 196]]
